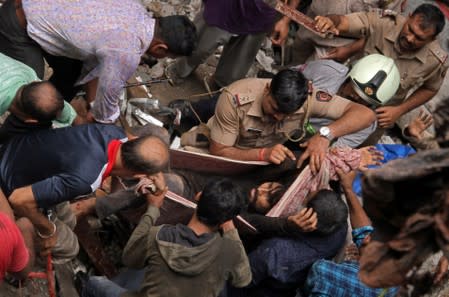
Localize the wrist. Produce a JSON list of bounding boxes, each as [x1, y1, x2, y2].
[[280, 16, 291, 24], [36, 221, 57, 239], [258, 148, 266, 161]]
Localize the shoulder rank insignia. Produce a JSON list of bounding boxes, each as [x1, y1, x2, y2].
[[371, 8, 398, 19], [316, 91, 332, 102], [232, 94, 255, 107]]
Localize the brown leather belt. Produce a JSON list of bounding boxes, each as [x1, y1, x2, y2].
[[14, 0, 27, 29]]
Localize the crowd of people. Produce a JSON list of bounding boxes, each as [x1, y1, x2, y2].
[[0, 0, 448, 296]]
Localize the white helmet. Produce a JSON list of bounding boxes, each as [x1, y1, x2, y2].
[[348, 54, 400, 107]]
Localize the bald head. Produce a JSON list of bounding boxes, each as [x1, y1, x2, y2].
[[120, 135, 169, 175], [14, 81, 64, 122]]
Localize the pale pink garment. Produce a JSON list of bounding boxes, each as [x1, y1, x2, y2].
[[267, 147, 361, 217]]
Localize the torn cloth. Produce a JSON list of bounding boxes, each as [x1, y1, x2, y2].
[[267, 147, 361, 217]]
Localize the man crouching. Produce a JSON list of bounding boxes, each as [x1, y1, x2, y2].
[[82, 177, 251, 297]]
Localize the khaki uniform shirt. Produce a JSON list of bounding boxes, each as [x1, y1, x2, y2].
[[207, 78, 350, 149], [346, 11, 448, 105]]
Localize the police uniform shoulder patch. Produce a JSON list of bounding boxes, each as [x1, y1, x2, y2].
[[316, 91, 332, 102], [429, 42, 448, 65], [371, 8, 398, 18], [231, 93, 256, 107]]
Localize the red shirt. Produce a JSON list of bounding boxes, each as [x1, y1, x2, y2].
[[0, 213, 29, 281]]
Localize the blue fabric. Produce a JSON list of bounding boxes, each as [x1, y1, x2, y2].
[[230, 225, 347, 297], [83, 276, 127, 297], [0, 124, 126, 208], [352, 226, 374, 248], [304, 260, 399, 297], [353, 144, 416, 196]]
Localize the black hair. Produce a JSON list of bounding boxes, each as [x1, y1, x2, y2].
[[270, 69, 309, 114], [196, 179, 246, 227], [157, 15, 198, 56], [121, 136, 169, 175], [412, 4, 445, 36], [19, 81, 64, 122], [306, 189, 348, 235]]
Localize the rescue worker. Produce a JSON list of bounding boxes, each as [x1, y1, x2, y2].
[[314, 4, 448, 143], [206, 69, 376, 174]]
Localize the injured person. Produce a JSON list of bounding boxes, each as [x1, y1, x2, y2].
[[74, 145, 382, 242]]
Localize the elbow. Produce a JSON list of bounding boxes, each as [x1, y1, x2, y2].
[[9, 190, 34, 218]]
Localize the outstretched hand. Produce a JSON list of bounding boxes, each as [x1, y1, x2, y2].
[[358, 146, 384, 171], [406, 111, 433, 140]]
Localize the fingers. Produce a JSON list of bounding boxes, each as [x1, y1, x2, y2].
[[310, 151, 325, 175], [295, 208, 317, 232], [314, 16, 338, 34], [296, 151, 309, 169], [284, 146, 296, 161]]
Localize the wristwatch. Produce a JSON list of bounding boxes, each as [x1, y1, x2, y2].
[[319, 126, 334, 141]]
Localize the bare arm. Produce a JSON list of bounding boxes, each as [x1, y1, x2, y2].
[[328, 102, 376, 139], [209, 140, 296, 164], [297, 102, 376, 173], [9, 186, 57, 256], [337, 169, 371, 229], [324, 37, 366, 62], [271, 0, 301, 45]]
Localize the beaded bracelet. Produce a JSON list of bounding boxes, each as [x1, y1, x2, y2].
[[36, 221, 57, 239]]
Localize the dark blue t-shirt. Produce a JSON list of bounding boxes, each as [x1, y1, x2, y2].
[[0, 124, 126, 208]]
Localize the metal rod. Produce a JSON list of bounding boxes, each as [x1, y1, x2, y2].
[[124, 78, 173, 88]]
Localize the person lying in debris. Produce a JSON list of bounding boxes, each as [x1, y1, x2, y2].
[[175, 69, 376, 174], [0, 0, 198, 124], [0, 123, 169, 259], [0, 181, 35, 283], [80, 178, 251, 297], [74, 145, 382, 246], [0, 53, 81, 143]]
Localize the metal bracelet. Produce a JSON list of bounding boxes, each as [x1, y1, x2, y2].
[[36, 221, 57, 239]]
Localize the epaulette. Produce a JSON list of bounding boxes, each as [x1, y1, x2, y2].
[[231, 93, 256, 107], [315, 90, 333, 102], [371, 8, 398, 18], [429, 42, 448, 65]]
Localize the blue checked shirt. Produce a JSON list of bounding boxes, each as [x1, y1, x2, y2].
[[304, 226, 399, 297]]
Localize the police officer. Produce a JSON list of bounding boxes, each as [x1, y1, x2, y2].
[[314, 4, 448, 130], [299, 54, 401, 148], [207, 69, 376, 174], [285, 0, 405, 62]]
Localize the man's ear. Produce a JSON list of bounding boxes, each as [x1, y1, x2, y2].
[[148, 43, 169, 59], [308, 81, 313, 94]]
